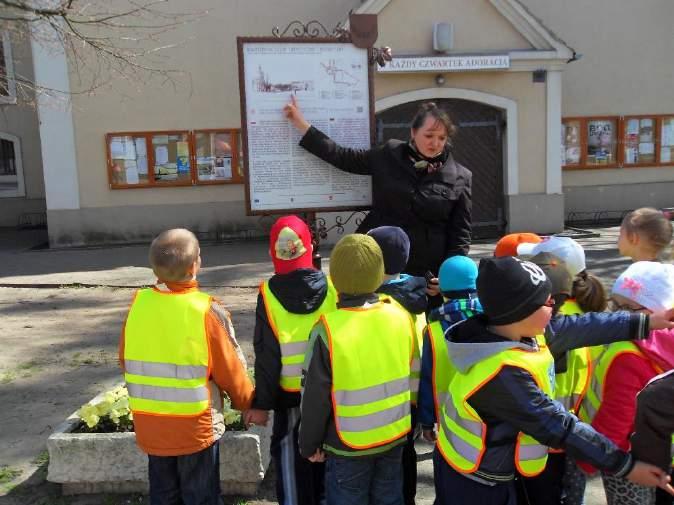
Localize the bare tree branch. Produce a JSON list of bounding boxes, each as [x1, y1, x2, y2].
[[0, 0, 204, 106]]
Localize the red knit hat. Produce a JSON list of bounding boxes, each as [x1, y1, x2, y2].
[[270, 215, 314, 274]]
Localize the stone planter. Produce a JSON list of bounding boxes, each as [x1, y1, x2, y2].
[[47, 396, 272, 496]]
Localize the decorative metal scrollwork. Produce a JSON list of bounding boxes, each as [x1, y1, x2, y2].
[[309, 211, 367, 242], [371, 46, 393, 67], [272, 20, 350, 40]]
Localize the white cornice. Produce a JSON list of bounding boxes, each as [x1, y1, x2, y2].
[[346, 0, 574, 63]]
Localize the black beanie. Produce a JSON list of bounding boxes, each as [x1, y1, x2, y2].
[[477, 256, 552, 325], [367, 226, 410, 275]]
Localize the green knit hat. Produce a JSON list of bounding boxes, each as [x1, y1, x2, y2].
[[330, 234, 384, 295]]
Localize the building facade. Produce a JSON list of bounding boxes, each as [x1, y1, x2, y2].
[[2, 0, 673, 246]]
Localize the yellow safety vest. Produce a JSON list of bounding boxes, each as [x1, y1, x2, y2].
[[124, 288, 211, 416], [555, 300, 592, 415], [428, 320, 452, 422], [324, 298, 416, 450], [578, 341, 647, 424], [384, 295, 423, 404], [260, 279, 337, 392], [437, 335, 554, 477]]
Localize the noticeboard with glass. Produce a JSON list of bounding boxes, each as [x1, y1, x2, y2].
[[106, 129, 243, 189]]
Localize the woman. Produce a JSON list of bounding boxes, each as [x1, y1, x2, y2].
[[283, 98, 472, 278]]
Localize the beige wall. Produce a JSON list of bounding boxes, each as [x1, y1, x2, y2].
[[376, 0, 531, 54], [68, 0, 360, 211], [0, 31, 45, 226], [521, 0, 674, 192], [521, 0, 674, 117]]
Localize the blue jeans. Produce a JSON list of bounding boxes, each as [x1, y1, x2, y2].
[[325, 445, 404, 505], [148, 442, 222, 505]]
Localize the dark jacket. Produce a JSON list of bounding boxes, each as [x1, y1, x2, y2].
[[438, 311, 651, 482], [376, 274, 428, 315], [252, 269, 330, 411], [418, 310, 647, 430], [299, 126, 472, 276], [299, 295, 408, 458], [631, 369, 674, 470]]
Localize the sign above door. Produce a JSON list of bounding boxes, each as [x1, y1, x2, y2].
[[377, 54, 510, 73]]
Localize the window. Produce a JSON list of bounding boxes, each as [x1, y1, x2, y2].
[[0, 133, 25, 197], [562, 115, 674, 169], [106, 129, 243, 189], [0, 31, 16, 104]]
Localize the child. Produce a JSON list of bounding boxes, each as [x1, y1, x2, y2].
[[299, 234, 417, 505], [427, 255, 482, 325], [559, 270, 608, 505], [493, 232, 542, 258], [245, 215, 337, 505], [367, 226, 428, 315], [578, 261, 674, 505], [632, 370, 674, 503], [119, 229, 254, 504], [432, 256, 671, 505], [367, 226, 427, 505], [572, 270, 608, 313], [418, 255, 482, 443], [619, 207, 673, 261], [517, 252, 589, 505], [517, 235, 587, 277]]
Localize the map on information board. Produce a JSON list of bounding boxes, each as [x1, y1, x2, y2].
[[238, 38, 374, 214]]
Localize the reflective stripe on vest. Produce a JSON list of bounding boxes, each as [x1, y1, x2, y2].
[[124, 288, 211, 416], [428, 321, 452, 422], [437, 335, 554, 477], [261, 279, 337, 392], [578, 341, 645, 424], [555, 300, 592, 415], [384, 296, 424, 404], [324, 299, 415, 449]]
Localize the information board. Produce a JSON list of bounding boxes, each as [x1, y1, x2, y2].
[[238, 38, 374, 214]]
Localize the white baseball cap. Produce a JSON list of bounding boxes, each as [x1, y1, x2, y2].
[[516, 236, 586, 276], [612, 261, 674, 312]]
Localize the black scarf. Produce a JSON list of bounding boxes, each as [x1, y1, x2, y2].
[[406, 140, 451, 173]]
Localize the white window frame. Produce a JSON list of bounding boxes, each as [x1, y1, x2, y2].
[[0, 31, 17, 105], [0, 133, 25, 198]]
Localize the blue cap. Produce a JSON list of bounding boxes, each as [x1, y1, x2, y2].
[[439, 256, 478, 292]]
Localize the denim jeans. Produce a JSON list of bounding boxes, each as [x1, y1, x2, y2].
[[148, 442, 222, 505], [325, 445, 404, 505]]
